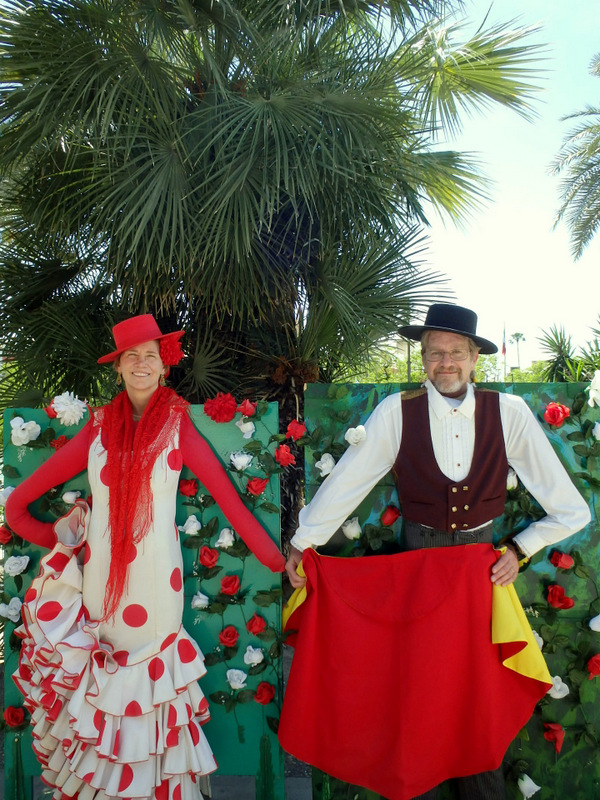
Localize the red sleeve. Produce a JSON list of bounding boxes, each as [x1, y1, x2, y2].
[[5, 421, 92, 549], [180, 414, 285, 573]]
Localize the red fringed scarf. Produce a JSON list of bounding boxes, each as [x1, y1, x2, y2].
[[99, 385, 189, 619]]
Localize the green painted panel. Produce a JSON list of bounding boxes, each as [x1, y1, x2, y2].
[[305, 383, 600, 800], [2, 404, 284, 799]]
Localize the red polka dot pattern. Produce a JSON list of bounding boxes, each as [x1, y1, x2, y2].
[[83, 543, 92, 565], [125, 701, 142, 717], [173, 783, 182, 800], [46, 552, 70, 572], [127, 544, 137, 564], [177, 638, 197, 664], [170, 568, 182, 592], [112, 650, 129, 667], [155, 780, 169, 800], [167, 449, 183, 470], [168, 704, 177, 728], [93, 709, 103, 732], [24, 587, 37, 603], [100, 464, 110, 486], [166, 728, 180, 747], [37, 601, 63, 622], [118, 764, 134, 792], [148, 657, 165, 681], [122, 604, 148, 628], [160, 632, 177, 651], [190, 721, 200, 745]]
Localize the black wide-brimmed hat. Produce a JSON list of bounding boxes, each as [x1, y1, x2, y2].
[[399, 304, 498, 355]]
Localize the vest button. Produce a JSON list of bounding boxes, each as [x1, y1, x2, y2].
[[464, 505, 469, 511], [451, 523, 457, 530], [452, 506, 457, 512], [452, 487, 458, 493], [462, 485, 469, 491], [462, 523, 469, 529]]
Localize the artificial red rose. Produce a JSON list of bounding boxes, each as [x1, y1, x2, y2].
[[3, 706, 25, 727], [543, 722, 565, 754], [179, 479, 198, 497], [199, 546, 219, 568], [159, 337, 185, 366], [254, 681, 276, 705], [587, 654, 600, 680], [218, 625, 239, 648], [44, 404, 58, 419], [247, 477, 269, 496], [0, 525, 13, 545], [246, 613, 267, 635], [50, 435, 68, 451], [275, 444, 296, 467], [220, 575, 241, 596], [286, 419, 307, 441], [381, 505, 401, 527], [543, 402, 570, 427], [547, 584, 575, 609], [238, 399, 257, 417], [550, 551, 574, 570], [204, 392, 238, 423]]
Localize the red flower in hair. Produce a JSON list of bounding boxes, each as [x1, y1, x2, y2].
[[204, 392, 238, 423], [254, 681, 276, 705], [159, 336, 185, 366], [543, 722, 564, 753], [50, 435, 68, 450], [286, 419, 307, 441], [238, 399, 257, 417], [275, 444, 296, 467], [247, 477, 269, 496]]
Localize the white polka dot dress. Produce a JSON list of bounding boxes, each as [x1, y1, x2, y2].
[[14, 413, 216, 799]]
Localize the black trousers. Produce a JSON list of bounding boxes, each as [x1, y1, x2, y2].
[[403, 521, 506, 800]]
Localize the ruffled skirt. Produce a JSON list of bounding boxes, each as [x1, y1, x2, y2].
[[13, 503, 216, 800]]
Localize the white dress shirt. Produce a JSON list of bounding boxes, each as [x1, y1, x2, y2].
[[291, 381, 591, 557]]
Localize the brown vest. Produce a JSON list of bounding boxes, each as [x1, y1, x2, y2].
[[392, 388, 508, 533]]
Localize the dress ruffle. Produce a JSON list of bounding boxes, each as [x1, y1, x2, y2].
[[14, 503, 216, 800]]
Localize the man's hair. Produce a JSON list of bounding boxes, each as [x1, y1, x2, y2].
[[421, 330, 480, 356]]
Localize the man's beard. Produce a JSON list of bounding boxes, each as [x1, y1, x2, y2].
[[432, 370, 468, 396]]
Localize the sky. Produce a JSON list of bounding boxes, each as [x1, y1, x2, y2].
[[423, 0, 600, 371]]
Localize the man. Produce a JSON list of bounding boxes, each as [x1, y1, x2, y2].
[[285, 303, 590, 800]]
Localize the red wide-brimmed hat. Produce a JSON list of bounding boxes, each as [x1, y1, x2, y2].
[[97, 314, 185, 364]]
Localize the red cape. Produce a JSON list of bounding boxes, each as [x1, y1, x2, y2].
[[279, 546, 550, 800]]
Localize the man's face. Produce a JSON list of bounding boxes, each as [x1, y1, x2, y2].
[[421, 331, 479, 396]]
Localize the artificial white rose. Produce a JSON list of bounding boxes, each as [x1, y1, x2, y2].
[[532, 630, 543, 650], [506, 468, 518, 491], [235, 419, 256, 439], [226, 668, 248, 690], [52, 392, 87, 426], [344, 425, 367, 446], [215, 527, 235, 549], [341, 517, 362, 540], [0, 486, 15, 506], [191, 591, 210, 610], [517, 774, 541, 799], [589, 614, 600, 631], [587, 370, 600, 407], [243, 645, 265, 667], [592, 421, 600, 441], [230, 451, 254, 471], [547, 675, 569, 699], [62, 490, 82, 505], [0, 596, 23, 623], [177, 515, 202, 535], [3, 555, 30, 576], [315, 453, 336, 477], [10, 417, 41, 446]]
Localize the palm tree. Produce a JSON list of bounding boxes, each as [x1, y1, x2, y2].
[[510, 332, 526, 370], [552, 52, 600, 258], [538, 325, 576, 382], [0, 0, 545, 413]]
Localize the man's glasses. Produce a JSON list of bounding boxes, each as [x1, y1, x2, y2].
[[424, 349, 470, 362]]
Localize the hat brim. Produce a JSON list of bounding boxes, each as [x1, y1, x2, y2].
[[97, 330, 184, 364], [398, 324, 498, 355]]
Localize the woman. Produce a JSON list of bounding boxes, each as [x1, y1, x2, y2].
[[6, 314, 285, 800]]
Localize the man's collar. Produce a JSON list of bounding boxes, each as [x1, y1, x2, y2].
[[425, 379, 476, 419]]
